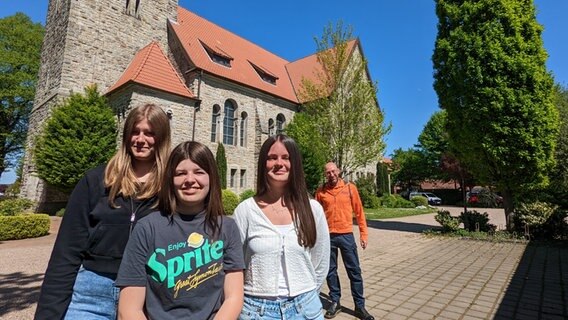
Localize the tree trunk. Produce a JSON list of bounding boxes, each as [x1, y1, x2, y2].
[[502, 188, 515, 231]]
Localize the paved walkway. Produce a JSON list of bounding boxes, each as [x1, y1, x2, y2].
[[1, 207, 567, 319]]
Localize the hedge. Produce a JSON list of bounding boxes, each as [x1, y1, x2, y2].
[[0, 214, 51, 241]]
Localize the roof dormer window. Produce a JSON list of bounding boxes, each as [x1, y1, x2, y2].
[[199, 40, 232, 67], [249, 61, 278, 85]]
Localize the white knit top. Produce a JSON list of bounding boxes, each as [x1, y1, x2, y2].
[[233, 198, 330, 297]]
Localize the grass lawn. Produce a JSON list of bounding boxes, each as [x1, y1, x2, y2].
[[364, 207, 438, 220]]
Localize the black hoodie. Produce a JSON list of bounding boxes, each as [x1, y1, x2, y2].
[[34, 165, 157, 319]]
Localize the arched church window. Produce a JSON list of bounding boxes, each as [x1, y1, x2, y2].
[[223, 100, 236, 145], [240, 111, 248, 147], [268, 119, 275, 136], [276, 114, 286, 134], [211, 104, 220, 142]]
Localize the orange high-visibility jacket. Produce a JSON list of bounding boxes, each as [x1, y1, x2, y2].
[[315, 180, 368, 242]]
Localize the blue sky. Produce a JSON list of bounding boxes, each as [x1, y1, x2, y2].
[[1, 0, 566, 184]]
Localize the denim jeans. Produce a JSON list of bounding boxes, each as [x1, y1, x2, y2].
[[64, 266, 119, 320], [327, 233, 365, 308], [239, 289, 324, 320]]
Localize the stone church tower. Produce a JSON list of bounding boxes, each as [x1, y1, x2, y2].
[[20, 0, 179, 211]]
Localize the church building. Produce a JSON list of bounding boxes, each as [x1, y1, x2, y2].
[[20, 0, 371, 212]]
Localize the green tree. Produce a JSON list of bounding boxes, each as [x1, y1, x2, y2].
[[33, 86, 116, 191], [285, 112, 327, 193], [390, 148, 430, 192], [416, 110, 448, 181], [547, 84, 568, 207], [0, 13, 44, 179], [433, 0, 559, 227], [299, 21, 389, 174], [215, 143, 227, 189]]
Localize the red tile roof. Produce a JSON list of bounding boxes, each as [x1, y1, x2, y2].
[[107, 41, 194, 99], [286, 39, 358, 103], [171, 7, 299, 103]]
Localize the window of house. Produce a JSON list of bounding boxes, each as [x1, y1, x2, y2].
[[230, 169, 237, 188], [240, 112, 247, 147], [268, 119, 275, 136], [276, 113, 286, 134], [240, 169, 246, 188], [223, 100, 236, 145], [200, 40, 232, 67], [211, 104, 220, 142], [249, 61, 278, 85]]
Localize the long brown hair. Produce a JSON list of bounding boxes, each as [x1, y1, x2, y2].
[[104, 104, 171, 206], [159, 141, 224, 237], [257, 134, 317, 248]]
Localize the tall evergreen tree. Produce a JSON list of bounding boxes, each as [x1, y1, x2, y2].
[[33, 86, 116, 191], [0, 13, 44, 179], [433, 0, 559, 227], [215, 143, 227, 189], [299, 21, 389, 174], [375, 161, 390, 195]]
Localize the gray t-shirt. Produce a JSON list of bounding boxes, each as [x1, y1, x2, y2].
[[116, 211, 244, 320]]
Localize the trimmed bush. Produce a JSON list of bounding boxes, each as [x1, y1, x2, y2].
[[222, 189, 239, 215], [0, 198, 35, 216], [239, 189, 256, 203], [410, 196, 428, 207], [359, 189, 380, 209], [0, 214, 50, 240], [435, 210, 460, 232], [460, 210, 496, 232]]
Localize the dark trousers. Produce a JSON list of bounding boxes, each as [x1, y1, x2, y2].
[[326, 233, 365, 308]]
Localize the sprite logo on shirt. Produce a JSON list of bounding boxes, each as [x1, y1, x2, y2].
[[147, 232, 224, 297]]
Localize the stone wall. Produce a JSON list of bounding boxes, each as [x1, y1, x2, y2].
[[192, 74, 298, 194], [21, 0, 180, 209]]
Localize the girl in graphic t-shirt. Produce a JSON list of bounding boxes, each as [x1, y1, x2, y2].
[[116, 141, 245, 320]]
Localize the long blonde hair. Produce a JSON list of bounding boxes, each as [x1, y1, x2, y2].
[[104, 104, 171, 206]]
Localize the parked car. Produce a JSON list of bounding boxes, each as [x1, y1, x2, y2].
[[409, 192, 442, 205], [466, 187, 503, 207]]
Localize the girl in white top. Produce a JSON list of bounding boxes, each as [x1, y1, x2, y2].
[[233, 134, 330, 320]]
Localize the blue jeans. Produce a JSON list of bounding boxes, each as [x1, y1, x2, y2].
[[239, 289, 324, 320], [64, 266, 119, 320], [327, 233, 365, 308]]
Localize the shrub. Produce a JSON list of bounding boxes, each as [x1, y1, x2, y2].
[[460, 210, 496, 232], [0, 198, 35, 216], [0, 214, 50, 240], [56, 208, 65, 217], [222, 189, 239, 215], [435, 210, 460, 232], [216, 144, 227, 189], [34, 86, 116, 192], [378, 194, 414, 208], [513, 201, 567, 240], [239, 189, 256, 203], [410, 196, 428, 207], [359, 189, 380, 209]]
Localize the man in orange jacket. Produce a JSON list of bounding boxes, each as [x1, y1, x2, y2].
[[315, 162, 374, 320]]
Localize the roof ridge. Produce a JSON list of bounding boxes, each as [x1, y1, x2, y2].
[[133, 41, 157, 81]]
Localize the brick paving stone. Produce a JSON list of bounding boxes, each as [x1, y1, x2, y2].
[[3, 207, 568, 320]]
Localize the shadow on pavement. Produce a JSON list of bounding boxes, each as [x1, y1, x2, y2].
[[319, 292, 356, 318], [493, 241, 568, 320], [0, 272, 43, 317], [366, 219, 440, 234]]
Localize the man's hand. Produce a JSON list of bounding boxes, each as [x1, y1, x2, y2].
[[360, 239, 368, 250]]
